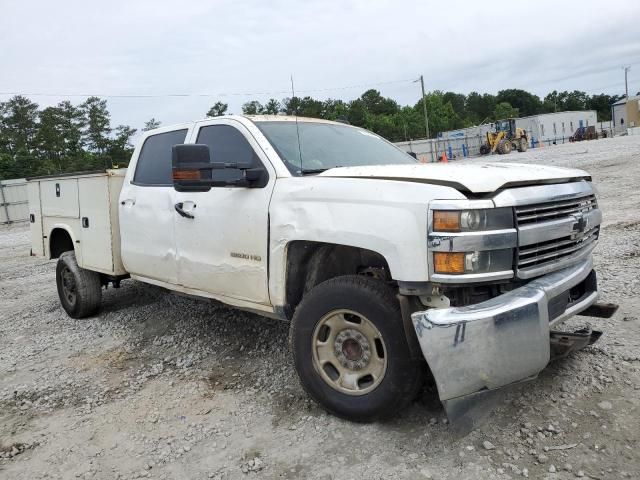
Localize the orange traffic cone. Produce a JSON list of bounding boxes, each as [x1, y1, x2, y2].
[[440, 152, 448, 163]]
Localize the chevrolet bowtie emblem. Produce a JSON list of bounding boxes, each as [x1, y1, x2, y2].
[[571, 213, 588, 234]]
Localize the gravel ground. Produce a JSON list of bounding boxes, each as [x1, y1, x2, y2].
[[1, 135, 639, 480]]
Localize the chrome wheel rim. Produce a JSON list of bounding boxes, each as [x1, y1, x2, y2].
[[311, 309, 387, 396], [60, 266, 77, 306]]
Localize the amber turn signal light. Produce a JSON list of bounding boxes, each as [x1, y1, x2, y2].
[[433, 210, 460, 232], [433, 252, 465, 274], [173, 169, 201, 180]]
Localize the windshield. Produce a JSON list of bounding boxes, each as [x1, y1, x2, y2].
[[496, 120, 510, 132], [255, 121, 417, 175]]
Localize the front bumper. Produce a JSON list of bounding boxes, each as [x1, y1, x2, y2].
[[411, 257, 598, 410]]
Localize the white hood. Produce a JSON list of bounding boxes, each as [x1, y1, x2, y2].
[[318, 162, 591, 194]]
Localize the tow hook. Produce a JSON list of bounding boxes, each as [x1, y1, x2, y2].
[[549, 301, 619, 359], [577, 302, 619, 319], [550, 327, 602, 360]]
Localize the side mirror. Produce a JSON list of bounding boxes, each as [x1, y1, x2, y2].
[[172, 144, 213, 192], [172, 144, 266, 191]]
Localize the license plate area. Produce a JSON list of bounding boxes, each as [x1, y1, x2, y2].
[[547, 270, 597, 322]]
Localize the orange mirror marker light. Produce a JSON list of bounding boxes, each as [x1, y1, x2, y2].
[[173, 169, 201, 180]]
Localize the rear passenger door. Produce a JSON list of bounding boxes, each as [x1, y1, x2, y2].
[[119, 127, 191, 284], [173, 119, 275, 305]]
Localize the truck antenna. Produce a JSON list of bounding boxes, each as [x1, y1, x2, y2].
[[291, 74, 303, 173]]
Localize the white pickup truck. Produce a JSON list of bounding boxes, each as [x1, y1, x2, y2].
[[27, 115, 616, 422]]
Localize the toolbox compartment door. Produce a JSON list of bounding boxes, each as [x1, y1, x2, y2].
[[41, 179, 79, 218], [78, 176, 114, 272], [27, 181, 44, 256]]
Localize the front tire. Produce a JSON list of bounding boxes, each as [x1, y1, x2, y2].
[[497, 139, 512, 154], [290, 275, 423, 421], [56, 251, 102, 318]]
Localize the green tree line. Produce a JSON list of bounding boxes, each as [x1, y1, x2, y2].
[[0, 88, 622, 180]]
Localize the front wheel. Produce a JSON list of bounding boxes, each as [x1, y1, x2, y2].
[[497, 139, 512, 154], [56, 251, 102, 318], [290, 275, 424, 421]]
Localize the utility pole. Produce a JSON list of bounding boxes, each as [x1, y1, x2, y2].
[[414, 75, 430, 139], [624, 66, 631, 99]]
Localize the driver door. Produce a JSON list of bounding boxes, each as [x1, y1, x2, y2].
[[173, 118, 275, 305]]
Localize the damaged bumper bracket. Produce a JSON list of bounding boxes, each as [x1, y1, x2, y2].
[[411, 257, 603, 422], [550, 327, 602, 360]]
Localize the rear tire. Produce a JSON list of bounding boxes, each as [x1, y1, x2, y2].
[[519, 138, 528, 152], [290, 275, 424, 422], [56, 251, 102, 318], [479, 144, 490, 155]]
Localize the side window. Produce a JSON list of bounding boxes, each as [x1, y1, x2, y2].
[[133, 129, 188, 186], [196, 125, 267, 186], [196, 125, 260, 166]]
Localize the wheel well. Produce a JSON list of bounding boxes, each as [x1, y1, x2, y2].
[[49, 228, 74, 258], [284, 241, 391, 319]]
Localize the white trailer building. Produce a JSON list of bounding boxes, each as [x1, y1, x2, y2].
[[394, 110, 599, 161], [611, 95, 640, 134], [515, 111, 597, 146]]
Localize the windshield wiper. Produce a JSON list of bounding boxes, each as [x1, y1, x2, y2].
[[300, 168, 329, 175], [299, 166, 342, 175]]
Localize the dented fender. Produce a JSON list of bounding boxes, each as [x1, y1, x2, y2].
[[267, 177, 466, 307]]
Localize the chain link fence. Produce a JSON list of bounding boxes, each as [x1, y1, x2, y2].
[[395, 126, 616, 163]]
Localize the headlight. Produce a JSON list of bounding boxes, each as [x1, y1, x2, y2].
[[432, 208, 513, 232], [460, 210, 484, 230], [429, 201, 517, 281], [433, 250, 513, 275]]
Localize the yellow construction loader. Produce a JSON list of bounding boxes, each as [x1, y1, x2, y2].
[[480, 119, 529, 155]]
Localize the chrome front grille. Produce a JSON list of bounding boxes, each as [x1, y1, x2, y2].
[[515, 194, 597, 225], [518, 226, 599, 269], [514, 193, 601, 279]]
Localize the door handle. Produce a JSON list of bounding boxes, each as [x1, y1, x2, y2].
[[174, 202, 195, 219]]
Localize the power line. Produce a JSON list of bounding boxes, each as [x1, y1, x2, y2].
[[0, 91, 289, 99], [0, 78, 415, 100]]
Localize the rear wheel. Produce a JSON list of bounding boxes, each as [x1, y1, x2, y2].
[[56, 251, 102, 318], [290, 275, 423, 421], [517, 137, 528, 152], [479, 144, 490, 155]]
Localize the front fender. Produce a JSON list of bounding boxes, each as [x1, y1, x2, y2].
[[268, 177, 465, 306]]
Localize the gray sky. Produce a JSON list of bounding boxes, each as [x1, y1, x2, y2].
[[1, 0, 639, 133]]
